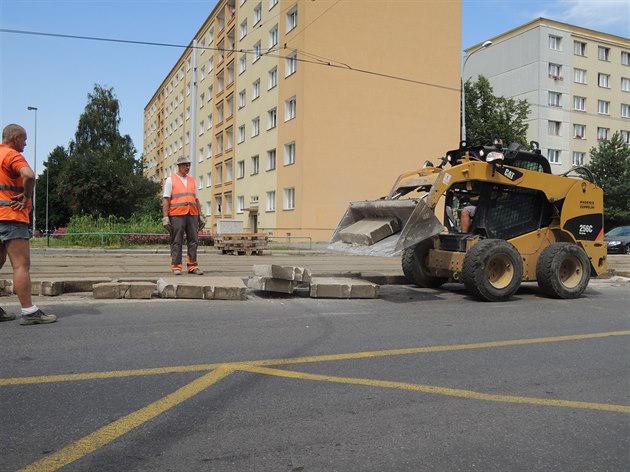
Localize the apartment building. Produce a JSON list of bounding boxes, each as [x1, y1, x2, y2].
[[463, 18, 630, 175], [144, 0, 461, 240]]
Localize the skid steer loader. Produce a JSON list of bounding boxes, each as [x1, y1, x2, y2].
[[329, 142, 608, 301]]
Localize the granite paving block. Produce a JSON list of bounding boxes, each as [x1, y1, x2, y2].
[[126, 282, 157, 299], [156, 277, 246, 300], [309, 277, 379, 299], [247, 276, 298, 294], [339, 218, 401, 246], [252, 264, 312, 282], [93, 282, 129, 299]]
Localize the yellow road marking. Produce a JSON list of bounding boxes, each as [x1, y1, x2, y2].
[[18, 366, 235, 472], [242, 365, 630, 414], [3, 330, 629, 386]]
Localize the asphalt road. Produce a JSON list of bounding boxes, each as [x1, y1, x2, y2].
[[1, 281, 629, 471]]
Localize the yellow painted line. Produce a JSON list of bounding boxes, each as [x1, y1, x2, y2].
[[0, 363, 225, 386], [18, 366, 235, 472], [3, 330, 630, 386], [242, 365, 630, 414]]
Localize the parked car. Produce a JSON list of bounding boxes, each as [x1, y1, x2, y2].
[[604, 226, 630, 254]]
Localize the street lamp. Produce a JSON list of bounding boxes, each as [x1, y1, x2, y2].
[[461, 40, 492, 142], [27, 106, 38, 234]]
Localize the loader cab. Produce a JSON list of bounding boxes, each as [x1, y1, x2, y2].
[[440, 181, 554, 251]]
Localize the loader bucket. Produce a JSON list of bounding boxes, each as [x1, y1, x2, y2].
[[328, 199, 443, 257]]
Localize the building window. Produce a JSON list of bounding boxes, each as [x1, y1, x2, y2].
[[268, 67, 278, 89], [266, 190, 276, 211], [226, 126, 233, 150], [598, 73, 610, 88], [216, 132, 224, 155], [622, 104, 630, 118], [205, 201, 212, 216], [251, 117, 260, 137], [598, 46, 610, 61], [284, 141, 296, 165], [237, 160, 245, 179], [285, 50, 297, 77], [218, 40, 225, 63], [573, 124, 585, 139], [548, 120, 561, 136], [253, 3, 262, 25], [598, 100, 610, 115], [225, 160, 233, 182], [199, 120, 205, 136], [238, 90, 246, 108], [286, 5, 298, 33], [207, 113, 213, 130], [239, 55, 247, 75], [198, 147, 204, 162], [547, 149, 560, 164], [198, 176, 203, 190], [251, 155, 259, 175], [237, 125, 245, 143], [267, 107, 277, 129], [216, 195, 222, 216], [208, 56, 214, 72], [574, 41, 586, 56], [549, 35, 562, 50], [206, 143, 213, 159], [269, 25, 278, 49], [253, 41, 262, 62], [548, 63, 562, 80], [283, 188, 295, 210], [206, 172, 212, 187], [267, 149, 276, 170], [215, 163, 223, 185], [226, 93, 234, 118], [250, 195, 259, 209], [597, 127, 609, 140], [623, 51, 630, 66], [621, 130, 630, 144], [237, 195, 245, 213], [574, 68, 586, 84], [622, 77, 630, 92], [240, 19, 248, 39], [574, 96, 586, 111], [285, 96, 296, 121], [269, 0, 278, 9], [252, 79, 260, 100], [572, 152, 585, 166], [216, 101, 224, 123], [217, 70, 225, 93], [548, 92, 562, 107]]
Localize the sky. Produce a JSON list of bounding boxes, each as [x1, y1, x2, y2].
[[1, 0, 628, 175]]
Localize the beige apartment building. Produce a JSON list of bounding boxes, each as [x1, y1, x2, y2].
[[463, 18, 630, 175], [144, 0, 461, 241]]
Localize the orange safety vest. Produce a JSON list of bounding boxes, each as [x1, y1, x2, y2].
[[0, 144, 31, 223], [168, 175, 199, 216]]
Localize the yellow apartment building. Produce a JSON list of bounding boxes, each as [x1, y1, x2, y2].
[[144, 0, 462, 241]]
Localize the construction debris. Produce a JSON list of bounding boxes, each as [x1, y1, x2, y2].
[[339, 217, 401, 246], [247, 264, 312, 294]]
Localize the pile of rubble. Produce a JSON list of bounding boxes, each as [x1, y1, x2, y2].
[[0, 264, 379, 301]]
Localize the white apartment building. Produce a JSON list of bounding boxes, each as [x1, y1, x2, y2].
[[464, 18, 630, 174]]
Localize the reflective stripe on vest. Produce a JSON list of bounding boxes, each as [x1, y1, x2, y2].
[[0, 145, 30, 223], [168, 176, 199, 216]]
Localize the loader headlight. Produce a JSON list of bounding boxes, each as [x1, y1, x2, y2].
[[486, 151, 505, 163]]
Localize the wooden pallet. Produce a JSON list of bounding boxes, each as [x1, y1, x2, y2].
[[215, 233, 269, 256]]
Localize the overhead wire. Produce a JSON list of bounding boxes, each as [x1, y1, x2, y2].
[[0, 27, 459, 92]]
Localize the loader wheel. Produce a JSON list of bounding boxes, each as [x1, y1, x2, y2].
[[401, 239, 446, 288], [462, 239, 523, 302], [536, 243, 590, 299]]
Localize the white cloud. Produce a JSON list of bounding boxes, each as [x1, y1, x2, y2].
[[534, 0, 629, 36]]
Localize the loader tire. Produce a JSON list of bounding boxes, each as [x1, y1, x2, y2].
[[401, 239, 446, 288], [536, 243, 590, 299], [462, 239, 523, 302]]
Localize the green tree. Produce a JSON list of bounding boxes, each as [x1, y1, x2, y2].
[[34, 145, 73, 232], [586, 132, 630, 229], [464, 75, 530, 147], [56, 84, 160, 221]]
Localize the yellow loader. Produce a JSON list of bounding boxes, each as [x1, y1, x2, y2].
[[329, 142, 608, 301]]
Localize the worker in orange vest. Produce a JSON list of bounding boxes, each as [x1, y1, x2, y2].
[[0, 124, 56, 325], [162, 155, 205, 275]]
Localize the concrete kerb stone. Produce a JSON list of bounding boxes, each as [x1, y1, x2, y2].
[[156, 277, 247, 300], [93, 282, 157, 299], [309, 277, 379, 299]]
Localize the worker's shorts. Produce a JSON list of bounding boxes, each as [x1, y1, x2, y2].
[[0, 221, 30, 242]]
